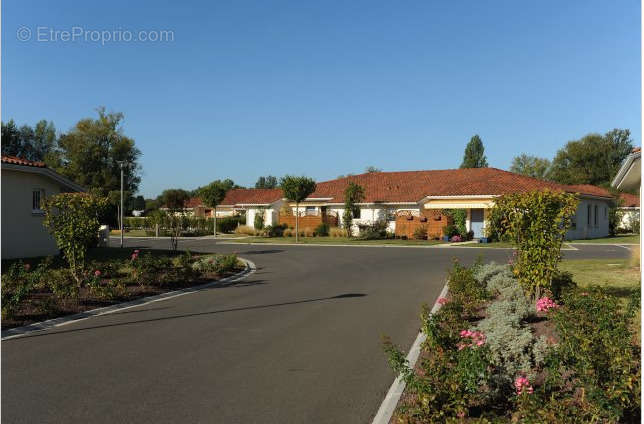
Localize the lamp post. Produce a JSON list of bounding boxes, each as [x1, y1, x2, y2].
[[117, 161, 129, 248]]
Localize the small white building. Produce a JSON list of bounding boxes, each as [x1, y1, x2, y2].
[[2, 156, 86, 259]]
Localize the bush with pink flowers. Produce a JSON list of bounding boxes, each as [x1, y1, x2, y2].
[[384, 260, 640, 422]]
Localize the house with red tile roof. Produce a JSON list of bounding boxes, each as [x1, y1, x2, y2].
[[228, 168, 615, 239], [2, 155, 86, 258]]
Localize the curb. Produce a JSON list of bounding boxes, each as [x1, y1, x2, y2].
[[218, 241, 448, 249], [1, 258, 257, 340], [371, 282, 449, 424]]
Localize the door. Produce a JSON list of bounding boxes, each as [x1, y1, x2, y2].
[[470, 209, 484, 238]]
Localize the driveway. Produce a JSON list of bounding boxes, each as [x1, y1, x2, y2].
[[1, 240, 629, 424]]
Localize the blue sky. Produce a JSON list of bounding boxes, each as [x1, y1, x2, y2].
[[2, 1, 640, 198]]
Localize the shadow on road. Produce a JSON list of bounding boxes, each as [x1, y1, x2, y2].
[[5, 293, 367, 341]]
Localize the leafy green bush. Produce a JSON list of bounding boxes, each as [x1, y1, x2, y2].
[[443, 224, 458, 238], [129, 250, 171, 286], [447, 260, 487, 316], [487, 190, 578, 298], [42, 193, 109, 283], [357, 220, 389, 240], [1, 262, 38, 319], [315, 222, 329, 237], [412, 225, 427, 240], [263, 223, 287, 237], [443, 209, 467, 236], [254, 211, 265, 230], [192, 254, 240, 274], [545, 288, 640, 421]]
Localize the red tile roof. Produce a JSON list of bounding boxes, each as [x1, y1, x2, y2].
[[619, 193, 640, 207], [308, 168, 613, 203], [1, 155, 47, 168], [221, 188, 283, 206], [185, 197, 204, 208], [563, 184, 612, 198], [632, 147, 641, 153]]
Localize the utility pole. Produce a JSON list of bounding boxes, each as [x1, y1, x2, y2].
[[118, 161, 128, 248]]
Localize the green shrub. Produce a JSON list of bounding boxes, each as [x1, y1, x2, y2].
[[254, 211, 265, 230], [130, 250, 171, 286], [215, 254, 239, 273], [473, 262, 508, 286], [412, 225, 427, 240], [546, 288, 641, 421], [315, 222, 329, 237], [447, 260, 487, 316], [42, 193, 109, 284], [443, 209, 467, 236], [357, 220, 389, 240], [487, 190, 578, 298], [443, 224, 458, 238], [264, 224, 287, 237]]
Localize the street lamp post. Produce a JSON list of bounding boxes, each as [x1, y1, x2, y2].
[[118, 161, 128, 248]]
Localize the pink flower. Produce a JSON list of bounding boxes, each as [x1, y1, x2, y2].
[[458, 329, 486, 349], [134, 250, 140, 253], [94, 270, 101, 277], [536, 296, 559, 312], [457, 410, 465, 418], [131, 253, 138, 260], [24, 263, 31, 271], [514, 376, 533, 395], [581, 292, 588, 296], [437, 297, 449, 305]]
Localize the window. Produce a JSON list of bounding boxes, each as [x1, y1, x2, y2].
[[305, 206, 316, 216], [353, 207, 361, 219], [594, 205, 598, 227], [604, 207, 607, 219], [32, 189, 46, 213], [587, 205, 591, 226], [570, 214, 577, 230]]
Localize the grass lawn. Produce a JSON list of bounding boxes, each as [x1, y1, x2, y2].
[[227, 236, 444, 246], [569, 234, 640, 244], [110, 229, 148, 237], [559, 255, 640, 299]]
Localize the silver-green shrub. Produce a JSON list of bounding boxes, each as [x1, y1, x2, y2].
[[473, 262, 509, 286], [486, 270, 517, 296]]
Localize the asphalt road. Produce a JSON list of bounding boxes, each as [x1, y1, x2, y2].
[[1, 239, 630, 424]]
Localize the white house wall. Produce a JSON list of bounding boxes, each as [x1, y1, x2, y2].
[[565, 198, 611, 240], [2, 170, 64, 258]]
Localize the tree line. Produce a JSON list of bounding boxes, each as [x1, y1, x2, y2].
[[459, 130, 635, 189]]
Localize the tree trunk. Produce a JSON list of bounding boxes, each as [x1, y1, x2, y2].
[[295, 201, 299, 243], [214, 206, 217, 238]]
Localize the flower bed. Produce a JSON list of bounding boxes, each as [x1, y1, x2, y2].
[[1, 248, 244, 330], [384, 261, 641, 422]]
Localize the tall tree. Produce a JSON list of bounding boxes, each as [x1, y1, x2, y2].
[[200, 180, 229, 237], [510, 154, 551, 179], [548, 129, 633, 186], [460, 135, 488, 168], [51, 107, 142, 195], [133, 195, 146, 211], [365, 166, 382, 173], [1, 119, 57, 161], [343, 182, 365, 237], [280, 176, 316, 243], [255, 175, 279, 189]]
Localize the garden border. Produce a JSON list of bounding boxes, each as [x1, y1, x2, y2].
[[1, 258, 256, 340], [371, 282, 449, 424]]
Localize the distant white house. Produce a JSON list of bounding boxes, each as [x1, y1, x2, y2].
[[2, 156, 86, 259]]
